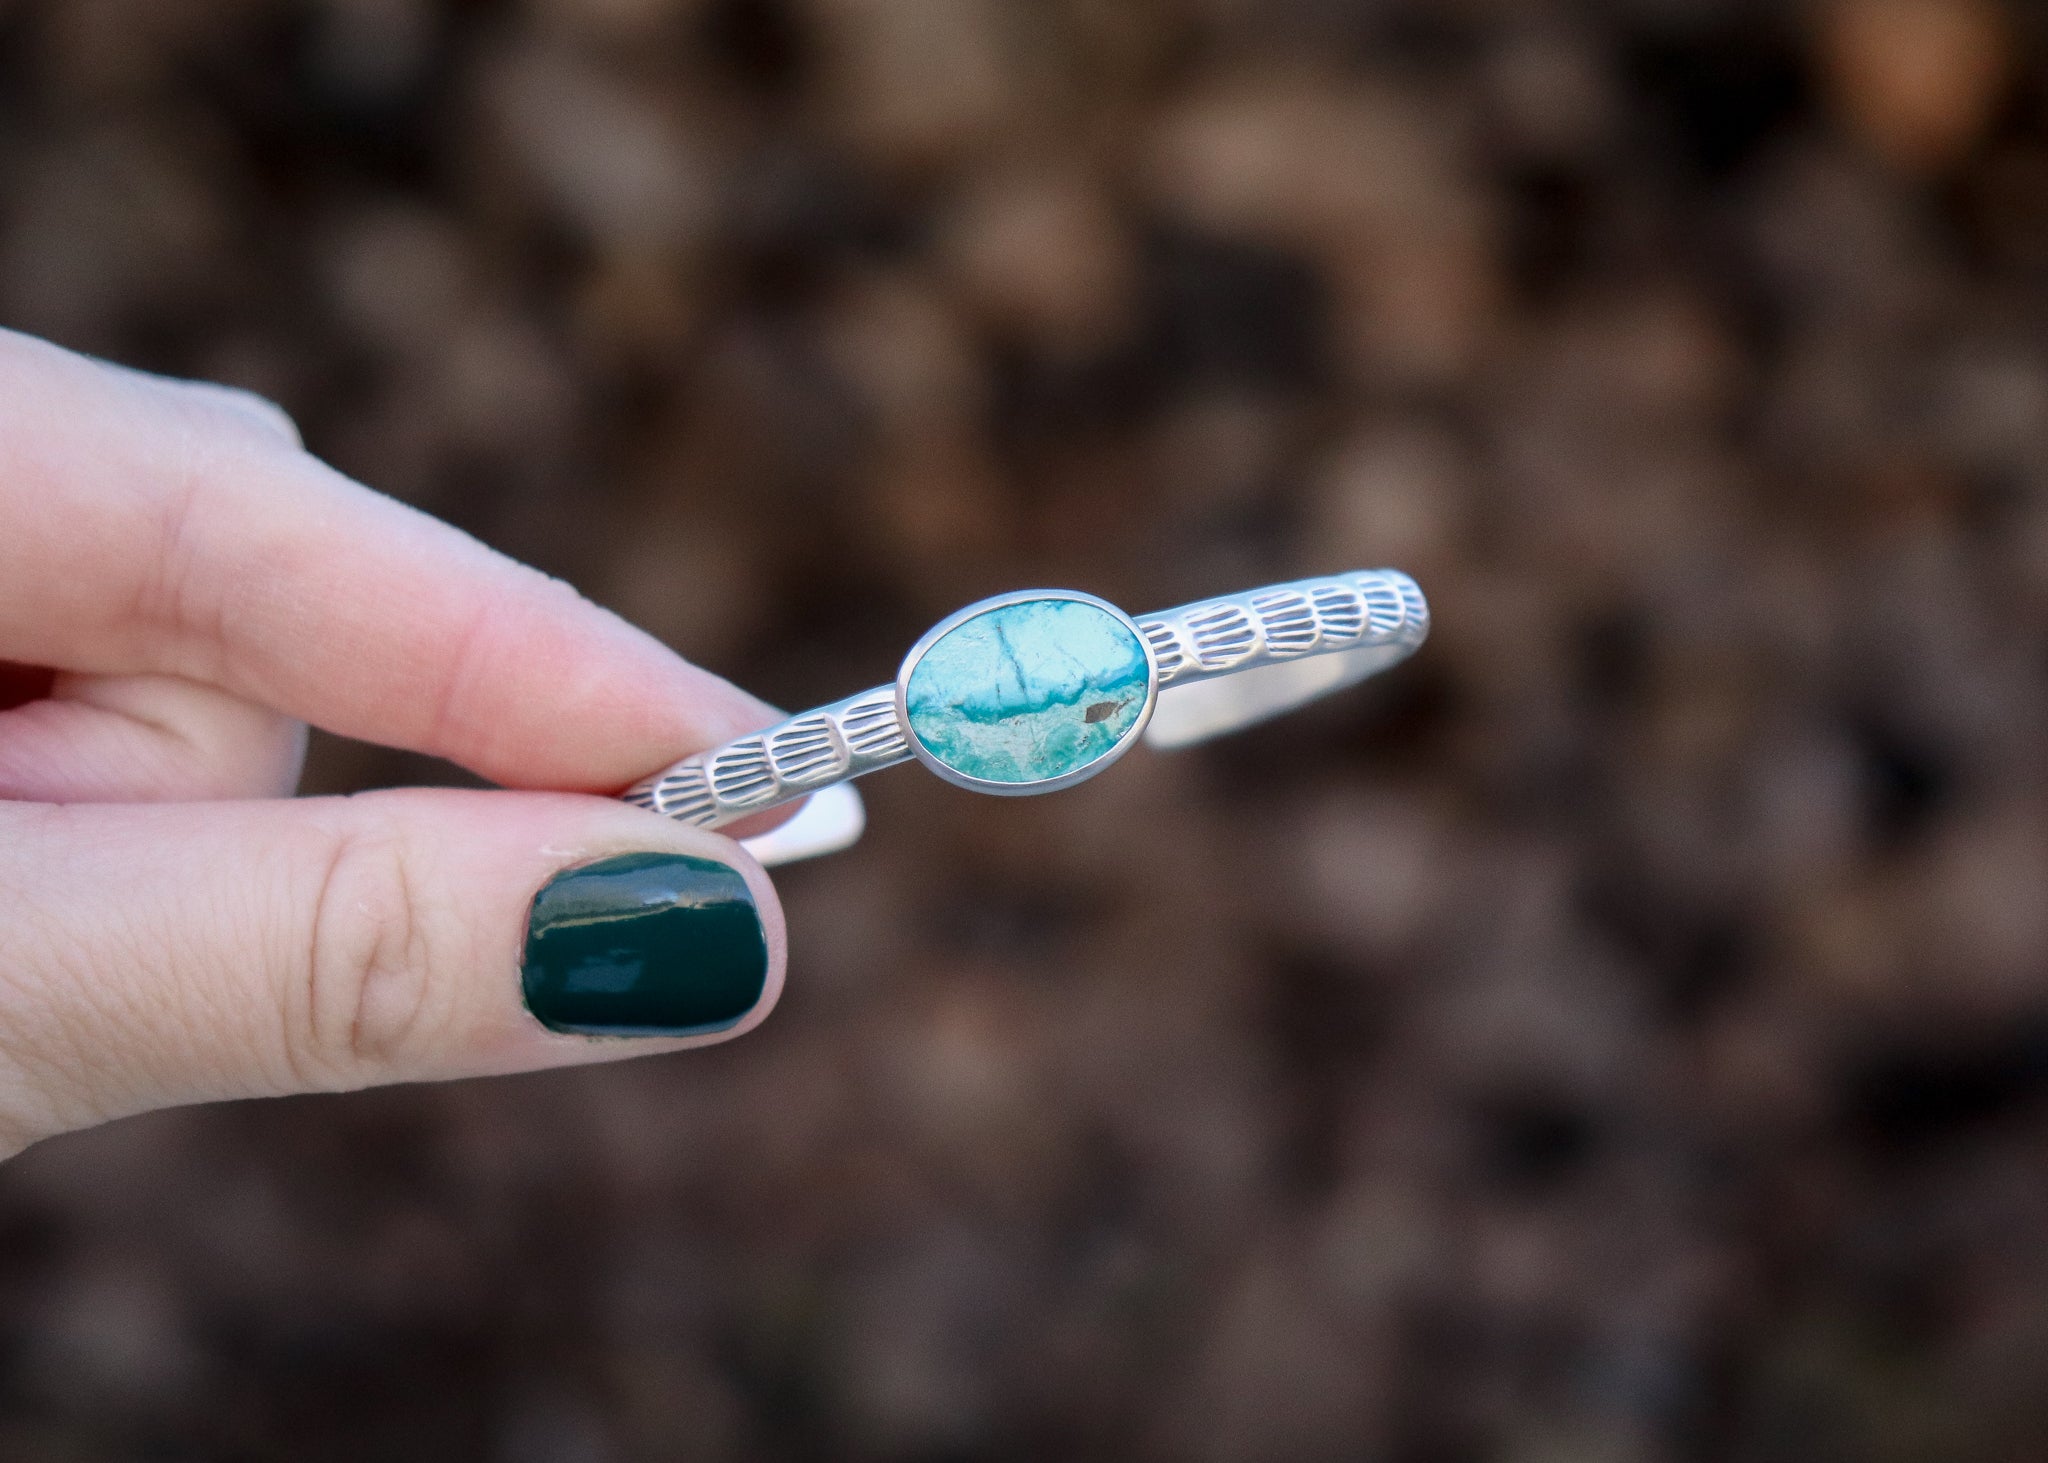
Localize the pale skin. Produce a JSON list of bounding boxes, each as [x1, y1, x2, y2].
[[0, 329, 789, 1157]]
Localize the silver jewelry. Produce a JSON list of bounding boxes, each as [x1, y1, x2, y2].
[[628, 570, 1428, 865]]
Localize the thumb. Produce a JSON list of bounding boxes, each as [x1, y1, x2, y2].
[[0, 790, 785, 1154]]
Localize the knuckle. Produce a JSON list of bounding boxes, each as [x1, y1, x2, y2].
[[194, 384, 303, 449], [302, 815, 441, 1084], [129, 391, 307, 656], [152, 371, 304, 451]]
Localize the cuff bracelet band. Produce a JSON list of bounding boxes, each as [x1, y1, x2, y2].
[[626, 570, 1428, 866]]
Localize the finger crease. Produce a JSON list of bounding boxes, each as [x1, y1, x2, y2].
[[297, 827, 352, 1092], [134, 425, 222, 673], [424, 593, 500, 756]]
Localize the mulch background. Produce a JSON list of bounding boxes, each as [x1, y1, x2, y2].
[[4, 1, 2048, 1458]]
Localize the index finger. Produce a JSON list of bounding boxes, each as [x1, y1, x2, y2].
[[0, 330, 770, 792]]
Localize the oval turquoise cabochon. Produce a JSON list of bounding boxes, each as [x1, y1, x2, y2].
[[904, 598, 1152, 785]]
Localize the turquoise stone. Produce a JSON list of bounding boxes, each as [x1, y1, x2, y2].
[[905, 598, 1151, 784]]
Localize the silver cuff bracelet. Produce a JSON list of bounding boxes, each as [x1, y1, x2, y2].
[[626, 570, 1428, 865]]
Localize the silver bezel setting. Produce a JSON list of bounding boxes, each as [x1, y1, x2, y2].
[[892, 588, 1161, 797]]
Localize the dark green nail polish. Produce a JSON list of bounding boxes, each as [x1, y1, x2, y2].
[[521, 853, 768, 1038]]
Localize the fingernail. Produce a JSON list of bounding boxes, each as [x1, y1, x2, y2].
[[521, 853, 769, 1038]]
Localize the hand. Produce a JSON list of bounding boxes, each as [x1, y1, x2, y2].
[[0, 330, 788, 1157]]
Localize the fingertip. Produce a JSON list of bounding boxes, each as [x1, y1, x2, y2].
[[69, 342, 305, 449]]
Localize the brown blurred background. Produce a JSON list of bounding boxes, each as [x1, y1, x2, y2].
[[4, 0, 2048, 1458]]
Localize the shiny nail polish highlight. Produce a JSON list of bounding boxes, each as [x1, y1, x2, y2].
[[521, 853, 768, 1038]]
